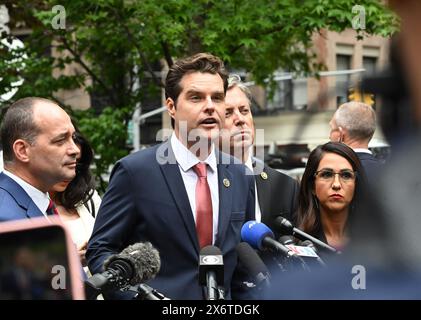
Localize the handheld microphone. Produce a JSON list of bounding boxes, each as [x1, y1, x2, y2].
[[274, 216, 339, 253], [199, 245, 224, 300], [85, 242, 160, 299], [241, 221, 299, 259], [236, 242, 270, 290]]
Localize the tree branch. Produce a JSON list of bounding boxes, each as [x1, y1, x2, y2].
[[59, 35, 118, 105], [161, 41, 174, 67], [111, 7, 164, 88]]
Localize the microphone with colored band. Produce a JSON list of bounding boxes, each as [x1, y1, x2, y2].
[[241, 221, 301, 260], [236, 242, 270, 290], [274, 216, 339, 254], [85, 242, 160, 299], [199, 245, 224, 300]]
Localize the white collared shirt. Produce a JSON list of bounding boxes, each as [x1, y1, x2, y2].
[[245, 155, 262, 223], [353, 148, 372, 154], [3, 170, 50, 217], [170, 133, 219, 244]]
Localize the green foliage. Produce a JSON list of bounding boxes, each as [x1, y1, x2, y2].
[[0, 0, 397, 188], [72, 107, 131, 193]]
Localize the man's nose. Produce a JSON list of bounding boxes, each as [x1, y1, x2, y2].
[[233, 110, 245, 126], [69, 139, 80, 157], [204, 96, 216, 112]]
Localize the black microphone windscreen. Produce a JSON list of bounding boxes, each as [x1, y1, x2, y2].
[[236, 242, 269, 278], [104, 242, 161, 285], [200, 245, 222, 256], [274, 216, 294, 235]]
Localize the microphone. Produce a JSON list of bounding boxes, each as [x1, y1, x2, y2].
[[278, 235, 296, 246], [131, 283, 171, 300], [274, 216, 339, 254], [241, 221, 299, 259], [236, 242, 270, 290], [85, 242, 160, 299], [199, 245, 224, 300]]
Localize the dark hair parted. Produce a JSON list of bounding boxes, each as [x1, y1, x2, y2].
[[0, 97, 50, 163], [54, 131, 96, 209], [296, 142, 366, 237], [165, 53, 229, 128]]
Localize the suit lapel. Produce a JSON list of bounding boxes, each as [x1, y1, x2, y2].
[[0, 173, 44, 219], [254, 163, 271, 217], [26, 201, 45, 218], [158, 142, 199, 253], [214, 160, 233, 248]]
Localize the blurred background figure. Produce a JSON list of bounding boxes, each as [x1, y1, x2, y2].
[[329, 102, 383, 181], [49, 131, 101, 271], [295, 142, 366, 252]]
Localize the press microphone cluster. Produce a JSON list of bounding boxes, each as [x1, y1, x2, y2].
[[241, 221, 302, 260], [85, 242, 161, 299], [274, 216, 339, 254], [241, 221, 311, 272]]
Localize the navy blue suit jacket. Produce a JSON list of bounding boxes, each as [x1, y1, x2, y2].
[[0, 172, 45, 222], [356, 152, 384, 181], [253, 159, 299, 231], [86, 141, 255, 300]]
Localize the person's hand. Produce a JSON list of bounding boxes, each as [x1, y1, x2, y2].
[[77, 241, 88, 266]]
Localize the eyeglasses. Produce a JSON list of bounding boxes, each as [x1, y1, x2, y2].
[[314, 169, 356, 182]]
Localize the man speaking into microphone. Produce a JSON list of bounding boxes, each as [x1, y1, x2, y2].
[[86, 53, 255, 299]]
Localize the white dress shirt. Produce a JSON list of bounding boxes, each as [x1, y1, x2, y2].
[[245, 155, 262, 223], [170, 133, 219, 244], [353, 148, 372, 154], [3, 169, 50, 217]]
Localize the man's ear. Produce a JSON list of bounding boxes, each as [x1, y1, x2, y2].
[[338, 126, 345, 143], [13, 139, 31, 163], [166, 97, 176, 120]]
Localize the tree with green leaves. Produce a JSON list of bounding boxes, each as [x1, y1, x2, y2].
[[0, 0, 397, 191]]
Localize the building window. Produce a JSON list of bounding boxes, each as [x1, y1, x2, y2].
[[363, 56, 378, 75], [336, 54, 352, 107]]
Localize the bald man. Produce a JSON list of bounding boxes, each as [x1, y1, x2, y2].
[[0, 97, 80, 221], [329, 101, 383, 180]]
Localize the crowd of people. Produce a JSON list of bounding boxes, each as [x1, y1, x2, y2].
[[1, 0, 420, 300]]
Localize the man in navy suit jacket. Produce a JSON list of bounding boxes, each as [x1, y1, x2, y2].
[[0, 97, 80, 222], [87, 53, 255, 300], [329, 101, 384, 181]]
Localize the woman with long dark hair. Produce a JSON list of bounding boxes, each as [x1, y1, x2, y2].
[[295, 142, 366, 251], [49, 131, 101, 268]]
